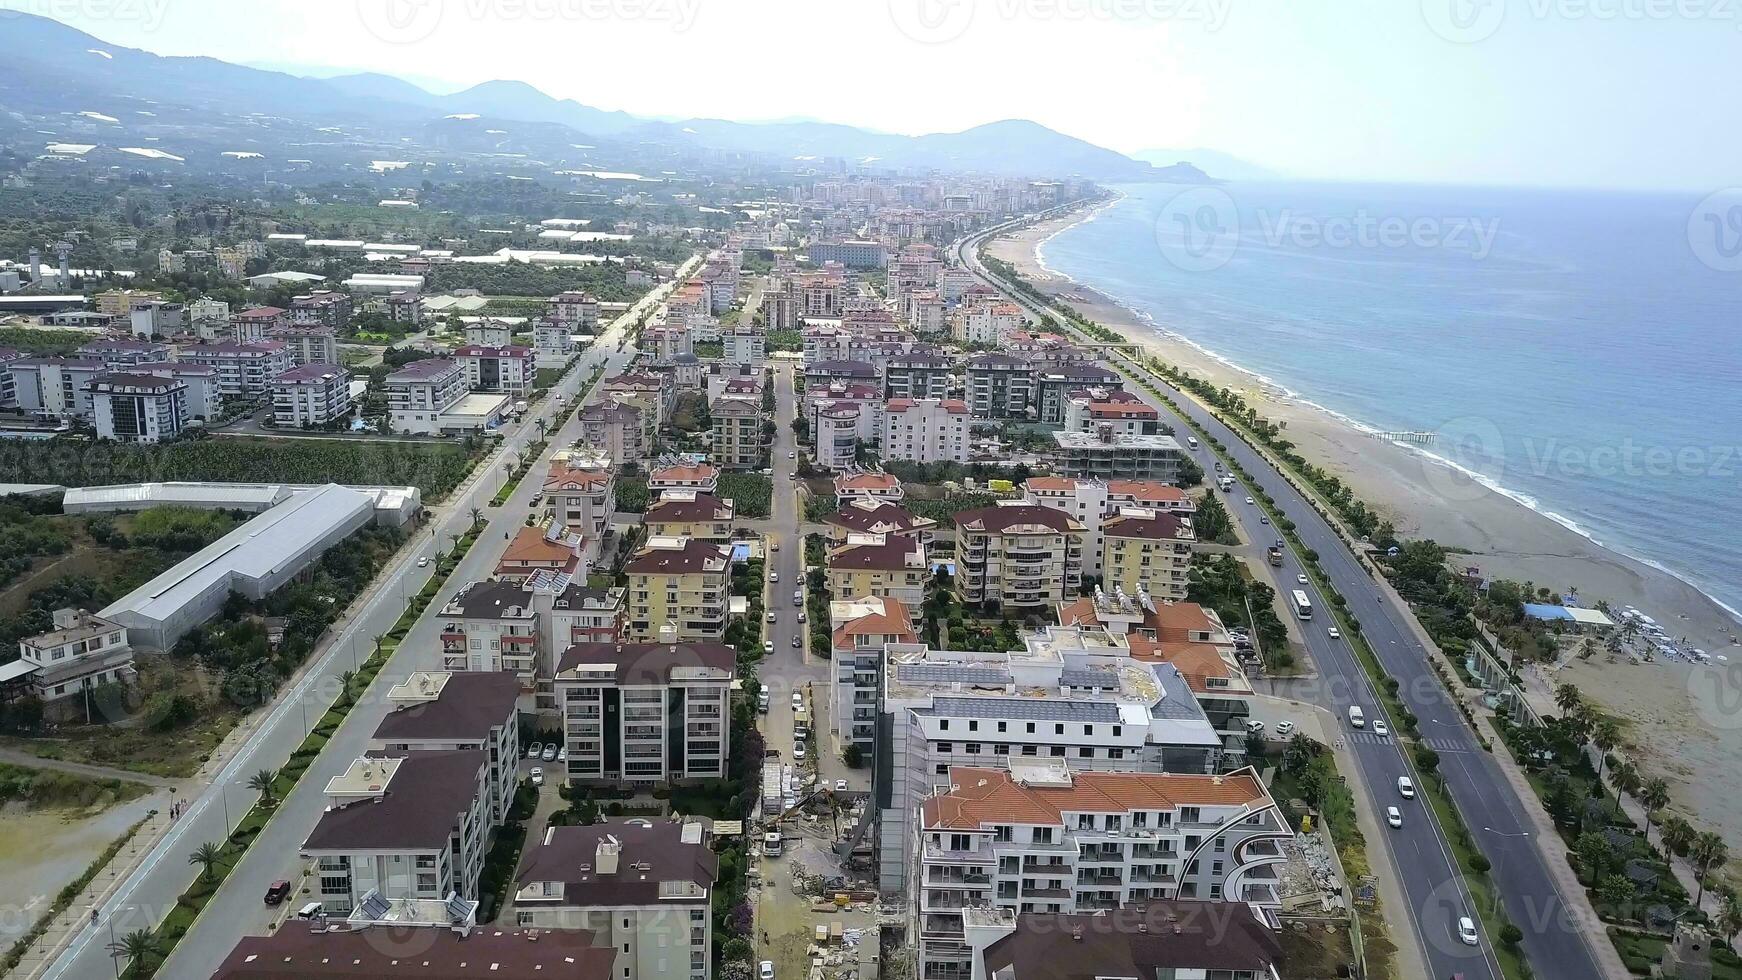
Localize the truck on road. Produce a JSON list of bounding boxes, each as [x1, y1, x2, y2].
[[1266, 544, 1284, 567]]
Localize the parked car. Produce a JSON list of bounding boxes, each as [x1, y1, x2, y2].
[[797, 611, 806, 623], [526, 742, 542, 759], [1386, 806, 1403, 828], [295, 903, 324, 919], [1244, 719, 1266, 734], [1275, 720, 1296, 737], [835, 779, 849, 792], [769, 572, 779, 583], [793, 741, 806, 761], [792, 692, 804, 709], [530, 767, 544, 786], [788, 451, 796, 459], [264, 880, 292, 905], [760, 961, 776, 980], [557, 747, 567, 762], [764, 640, 774, 654], [757, 691, 770, 713], [771, 541, 780, 551], [542, 744, 558, 762], [767, 610, 777, 623]]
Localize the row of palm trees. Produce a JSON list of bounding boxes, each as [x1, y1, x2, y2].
[[1554, 683, 1735, 919]]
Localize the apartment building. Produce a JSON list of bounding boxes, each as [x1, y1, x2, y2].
[[957, 302, 1023, 345], [828, 596, 918, 750], [229, 305, 285, 343], [914, 763, 1286, 980], [289, 290, 353, 329], [962, 901, 1282, 980], [455, 345, 536, 396], [465, 320, 515, 347], [1034, 365, 1122, 425], [543, 451, 616, 540], [884, 348, 954, 401], [8, 358, 105, 419], [645, 491, 736, 541], [798, 272, 845, 317], [883, 398, 970, 463], [8, 609, 134, 713], [648, 461, 720, 495], [814, 401, 867, 471], [535, 578, 626, 650], [577, 402, 644, 463], [213, 921, 615, 980], [821, 500, 938, 546], [1052, 431, 1185, 483], [827, 532, 928, 618], [877, 628, 1226, 892], [128, 362, 220, 420], [624, 537, 732, 642], [386, 289, 423, 326], [722, 324, 766, 365], [603, 372, 672, 429], [1106, 480, 1194, 515], [532, 316, 574, 356], [302, 750, 491, 915], [0, 347, 19, 407], [1102, 509, 1195, 602], [965, 354, 1034, 419], [553, 641, 734, 784], [1062, 393, 1158, 437], [512, 820, 717, 980], [180, 341, 293, 399], [386, 358, 467, 435], [709, 394, 762, 469], [269, 323, 339, 367], [809, 239, 887, 268], [272, 363, 352, 427], [954, 505, 1086, 610], [834, 471, 905, 507], [89, 373, 189, 443], [804, 359, 880, 391], [439, 581, 543, 692], [371, 671, 522, 825], [548, 290, 599, 327], [762, 287, 797, 331]]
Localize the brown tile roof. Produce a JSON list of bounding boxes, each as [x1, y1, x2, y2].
[[373, 672, 522, 742], [822, 502, 931, 536], [831, 597, 918, 648], [648, 463, 720, 485], [1023, 476, 1080, 494], [955, 505, 1081, 535], [557, 641, 736, 680], [500, 526, 581, 566], [833, 472, 901, 493], [514, 819, 717, 906], [303, 750, 486, 852], [1106, 480, 1189, 503], [1127, 638, 1244, 694], [625, 539, 728, 575], [212, 926, 616, 980], [829, 534, 922, 573], [1145, 601, 1219, 640], [1055, 596, 1098, 628], [980, 901, 1280, 980], [545, 461, 612, 492], [1103, 511, 1191, 541], [922, 766, 1269, 831], [645, 492, 734, 523]]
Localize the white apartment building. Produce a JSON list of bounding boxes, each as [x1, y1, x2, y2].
[[721, 325, 765, 365], [882, 398, 970, 463], [272, 363, 353, 428], [828, 596, 919, 750], [1102, 508, 1195, 603], [533, 317, 574, 356], [439, 580, 543, 694], [302, 751, 491, 915], [455, 344, 535, 396], [877, 628, 1226, 892], [834, 471, 905, 507], [130, 362, 220, 419], [710, 394, 762, 470], [553, 641, 734, 784], [815, 402, 866, 471], [180, 341, 293, 399], [371, 671, 523, 825], [542, 451, 616, 540], [89, 373, 189, 444], [464, 320, 515, 347], [75, 338, 170, 370], [914, 762, 1288, 980], [548, 291, 600, 328], [512, 821, 717, 980], [957, 302, 1023, 346], [8, 358, 105, 419], [270, 324, 340, 367], [1024, 478, 1194, 576], [386, 358, 467, 435]]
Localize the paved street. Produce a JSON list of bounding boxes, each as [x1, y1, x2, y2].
[[37, 265, 690, 980], [957, 218, 1618, 980]]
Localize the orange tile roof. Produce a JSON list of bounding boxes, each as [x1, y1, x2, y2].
[[649, 463, 719, 484], [1145, 601, 1218, 640], [1107, 481, 1189, 503], [834, 472, 900, 492], [1024, 476, 1079, 494], [830, 597, 919, 648], [1127, 638, 1243, 694], [499, 526, 581, 567], [544, 461, 611, 492], [923, 766, 1269, 830], [1056, 596, 1099, 628]]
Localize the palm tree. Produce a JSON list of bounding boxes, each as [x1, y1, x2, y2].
[[469, 506, 482, 529], [106, 928, 161, 979], [1610, 759, 1640, 803], [1639, 778, 1670, 849], [535, 417, 547, 441], [248, 768, 279, 806], [1661, 816, 1696, 858], [372, 633, 387, 661], [1693, 832, 1728, 907], [1554, 682, 1583, 715], [188, 840, 224, 881], [1718, 894, 1742, 945], [338, 670, 357, 706], [1590, 718, 1620, 794]]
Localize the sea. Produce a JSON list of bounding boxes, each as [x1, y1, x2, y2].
[[1037, 181, 1742, 621]]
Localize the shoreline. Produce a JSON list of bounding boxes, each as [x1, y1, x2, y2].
[[990, 207, 1742, 851]]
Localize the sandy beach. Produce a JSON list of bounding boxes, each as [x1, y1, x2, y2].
[[991, 210, 1742, 856]]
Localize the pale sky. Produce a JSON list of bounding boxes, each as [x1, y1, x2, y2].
[[18, 0, 1742, 189]]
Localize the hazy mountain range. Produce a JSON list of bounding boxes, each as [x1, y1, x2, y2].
[[0, 12, 1257, 182]]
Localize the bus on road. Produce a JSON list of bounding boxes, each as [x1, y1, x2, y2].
[[1291, 590, 1313, 620]]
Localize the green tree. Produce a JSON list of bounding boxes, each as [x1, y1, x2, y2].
[[1693, 832, 1728, 907], [1639, 778, 1671, 848], [188, 840, 224, 881], [106, 929, 162, 979], [1661, 816, 1696, 857], [1596, 874, 1633, 914], [1590, 717, 1620, 793], [248, 768, 279, 806]]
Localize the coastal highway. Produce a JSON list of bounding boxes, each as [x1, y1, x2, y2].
[[39, 264, 689, 980], [957, 218, 1610, 980]]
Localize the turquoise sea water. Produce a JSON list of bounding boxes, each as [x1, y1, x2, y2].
[[1039, 181, 1742, 620]]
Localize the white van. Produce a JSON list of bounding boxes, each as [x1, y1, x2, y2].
[[1397, 776, 1416, 799], [1187, 437, 1199, 450], [1347, 706, 1365, 728]]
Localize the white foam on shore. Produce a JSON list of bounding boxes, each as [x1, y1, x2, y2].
[[1033, 204, 1742, 632]]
